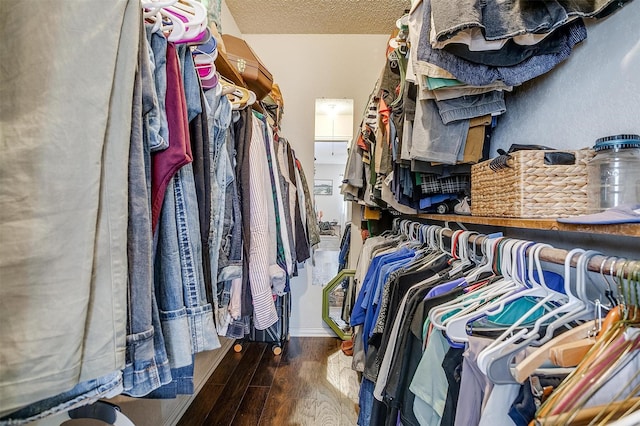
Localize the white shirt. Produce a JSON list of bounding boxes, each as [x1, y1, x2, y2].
[[248, 115, 278, 330]]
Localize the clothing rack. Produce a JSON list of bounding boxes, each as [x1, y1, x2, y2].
[[392, 218, 639, 280]]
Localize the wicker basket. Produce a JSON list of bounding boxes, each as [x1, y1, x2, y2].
[[471, 149, 593, 218]]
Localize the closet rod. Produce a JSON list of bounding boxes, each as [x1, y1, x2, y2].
[[433, 226, 638, 280]]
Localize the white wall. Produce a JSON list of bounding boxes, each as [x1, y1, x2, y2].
[[315, 113, 354, 141], [241, 33, 389, 336], [314, 163, 347, 227], [489, 3, 640, 262], [492, 2, 640, 154], [220, 0, 242, 37]]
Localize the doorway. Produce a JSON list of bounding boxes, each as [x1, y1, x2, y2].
[[312, 98, 354, 286]]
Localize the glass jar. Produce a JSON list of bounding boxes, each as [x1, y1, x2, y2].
[[587, 134, 640, 212]]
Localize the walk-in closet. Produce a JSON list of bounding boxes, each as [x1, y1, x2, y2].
[[1, 0, 639, 425]]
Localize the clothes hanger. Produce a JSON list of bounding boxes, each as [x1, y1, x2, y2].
[[147, 8, 186, 42], [447, 230, 477, 276], [546, 251, 609, 367], [536, 396, 640, 425], [194, 53, 218, 79], [444, 240, 546, 342], [512, 319, 597, 383], [444, 240, 550, 343], [147, 0, 206, 44], [534, 249, 600, 343], [476, 245, 581, 378], [548, 328, 640, 420], [428, 236, 501, 329], [536, 266, 640, 420], [219, 77, 252, 109], [430, 238, 519, 336], [601, 256, 621, 307], [141, 0, 177, 16], [168, 0, 207, 26], [165, 0, 207, 40], [463, 236, 500, 283]]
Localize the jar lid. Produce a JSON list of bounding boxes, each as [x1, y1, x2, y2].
[[594, 134, 640, 151]]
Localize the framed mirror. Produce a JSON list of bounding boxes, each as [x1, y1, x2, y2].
[[322, 269, 355, 340]]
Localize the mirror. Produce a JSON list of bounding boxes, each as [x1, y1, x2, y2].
[[322, 269, 355, 340], [312, 98, 354, 287]]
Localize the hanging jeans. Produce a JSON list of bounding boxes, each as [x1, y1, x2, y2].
[[121, 20, 169, 398], [204, 90, 236, 335], [417, 0, 588, 87], [145, 25, 169, 152]]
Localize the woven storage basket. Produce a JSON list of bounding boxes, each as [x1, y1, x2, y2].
[[471, 149, 593, 218]]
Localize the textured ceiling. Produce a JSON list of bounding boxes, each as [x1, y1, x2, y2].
[[225, 0, 411, 34]]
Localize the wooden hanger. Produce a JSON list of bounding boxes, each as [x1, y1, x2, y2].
[[548, 303, 619, 368], [536, 266, 640, 421], [513, 320, 597, 383], [535, 396, 640, 426], [546, 259, 627, 368]]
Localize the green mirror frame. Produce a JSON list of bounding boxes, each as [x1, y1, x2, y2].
[[322, 268, 356, 341]]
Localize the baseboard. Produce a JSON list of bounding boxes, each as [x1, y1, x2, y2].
[[290, 327, 335, 337], [104, 338, 235, 426]]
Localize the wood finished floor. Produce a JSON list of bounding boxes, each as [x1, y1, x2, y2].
[[177, 337, 360, 426]]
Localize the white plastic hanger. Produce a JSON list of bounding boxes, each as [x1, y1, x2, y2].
[[141, 0, 177, 15], [479, 243, 576, 383], [430, 238, 518, 335], [444, 240, 541, 341], [428, 236, 499, 330], [165, 0, 207, 40], [462, 236, 498, 283], [477, 248, 590, 377]]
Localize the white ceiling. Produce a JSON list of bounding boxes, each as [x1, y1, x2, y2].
[[225, 0, 411, 34]]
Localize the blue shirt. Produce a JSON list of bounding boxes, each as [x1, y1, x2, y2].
[[351, 247, 414, 327]]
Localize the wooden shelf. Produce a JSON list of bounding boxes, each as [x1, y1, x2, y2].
[[415, 214, 640, 238]]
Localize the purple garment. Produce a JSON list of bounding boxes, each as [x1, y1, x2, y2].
[[151, 43, 192, 231], [425, 277, 467, 299]]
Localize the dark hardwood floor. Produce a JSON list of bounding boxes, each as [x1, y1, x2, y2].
[[177, 337, 360, 426]]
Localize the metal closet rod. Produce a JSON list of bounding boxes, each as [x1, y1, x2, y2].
[[435, 226, 639, 279]]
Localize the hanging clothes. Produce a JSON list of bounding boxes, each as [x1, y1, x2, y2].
[[349, 220, 640, 426]]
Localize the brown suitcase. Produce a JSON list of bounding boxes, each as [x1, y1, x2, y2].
[[221, 34, 273, 100]]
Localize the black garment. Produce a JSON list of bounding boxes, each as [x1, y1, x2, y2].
[[189, 91, 213, 303], [287, 143, 310, 263], [363, 254, 451, 426], [217, 125, 242, 272], [441, 346, 465, 426], [234, 108, 253, 317], [375, 254, 451, 374], [508, 376, 564, 426], [396, 288, 464, 426], [441, 20, 571, 67], [274, 137, 296, 270]]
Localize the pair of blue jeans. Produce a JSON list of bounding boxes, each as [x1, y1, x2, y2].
[[430, 0, 627, 43], [218, 126, 243, 274], [204, 90, 233, 288], [121, 21, 170, 398], [436, 90, 506, 125], [151, 164, 220, 399], [145, 25, 169, 152], [1, 373, 123, 424], [417, 0, 588, 87]]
